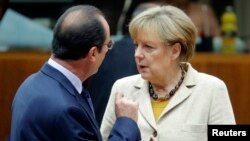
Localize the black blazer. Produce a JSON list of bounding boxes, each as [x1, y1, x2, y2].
[[11, 63, 140, 141]]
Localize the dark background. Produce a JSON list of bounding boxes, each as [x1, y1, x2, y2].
[[1, 0, 234, 35]]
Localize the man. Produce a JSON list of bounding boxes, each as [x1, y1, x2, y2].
[[10, 5, 141, 141]]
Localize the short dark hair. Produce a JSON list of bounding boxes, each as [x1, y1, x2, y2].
[[52, 5, 105, 60]]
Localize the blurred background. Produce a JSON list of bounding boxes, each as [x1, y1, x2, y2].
[[1, 0, 250, 52], [1, 0, 250, 141]]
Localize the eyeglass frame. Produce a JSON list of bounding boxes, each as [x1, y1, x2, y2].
[[104, 40, 114, 50]]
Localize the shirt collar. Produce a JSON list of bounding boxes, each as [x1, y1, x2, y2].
[[48, 58, 82, 94]]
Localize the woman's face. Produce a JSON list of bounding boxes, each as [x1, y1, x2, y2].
[[134, 31, 175, 82]]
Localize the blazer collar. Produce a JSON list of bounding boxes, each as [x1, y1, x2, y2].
[[133, 63, 198, 127], [181, 62, 197, 88], [135, 80, 157, 128], [41, 63, 77, 96], [41, 63, 101, 137]]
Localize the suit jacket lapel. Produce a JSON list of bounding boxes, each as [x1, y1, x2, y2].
[[135, 81, 191, 128], [133, 63, 198, 125], [75, 92, 101, 138], [160, 86, 191, 118], [133, 79, 157, 129], [159, 63, 197, 119]]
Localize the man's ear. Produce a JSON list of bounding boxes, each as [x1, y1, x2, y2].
[[171, 42, 181, 60], [87, 46, 98, 62]]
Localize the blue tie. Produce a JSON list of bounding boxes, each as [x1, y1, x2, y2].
[[81, 88, 95, 118]]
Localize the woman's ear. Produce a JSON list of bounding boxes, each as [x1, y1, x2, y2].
[[87, 46, 98, 62], [171, 42, 181, 60]]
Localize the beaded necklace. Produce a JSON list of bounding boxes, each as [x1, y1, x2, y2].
[[148, 65, 185, 101]]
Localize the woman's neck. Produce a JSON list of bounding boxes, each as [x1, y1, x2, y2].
[[151, 65, 182, 95]]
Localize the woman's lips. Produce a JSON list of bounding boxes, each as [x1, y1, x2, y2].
[[138, 65, 148, 70]]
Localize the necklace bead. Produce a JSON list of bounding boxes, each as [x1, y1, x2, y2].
[[148, 65, 185, 101]]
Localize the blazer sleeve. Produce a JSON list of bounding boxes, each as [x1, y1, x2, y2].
[[101, 80, 119, 140], [208, 80, 236, 124], [108, 117, 141, 141]]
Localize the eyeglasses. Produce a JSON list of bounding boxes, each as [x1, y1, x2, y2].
[[104, 40, 114, 50]]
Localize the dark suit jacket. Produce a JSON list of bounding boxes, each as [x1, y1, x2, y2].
[[88, 35, 138, 124], [11, 63, 140, 141]]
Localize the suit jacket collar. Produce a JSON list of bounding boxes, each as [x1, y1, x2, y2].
[[133, 63, 198, 129], [40, 63, 101, 138], [41, 63, 77, 96]]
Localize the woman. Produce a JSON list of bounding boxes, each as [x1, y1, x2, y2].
[[101, 5, 235, 141]]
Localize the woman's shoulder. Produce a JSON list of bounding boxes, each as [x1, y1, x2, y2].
[[198, 72, 227, 87], [187, 63, 226, 87]]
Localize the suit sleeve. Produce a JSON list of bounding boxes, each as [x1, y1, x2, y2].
[[108, 117, 141, 141]]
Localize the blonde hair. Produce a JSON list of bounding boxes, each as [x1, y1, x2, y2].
[[129, 5, 197, 61]]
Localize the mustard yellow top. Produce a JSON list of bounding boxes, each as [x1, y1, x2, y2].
[[151, 99, 169, 121]]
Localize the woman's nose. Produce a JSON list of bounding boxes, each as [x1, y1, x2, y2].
[[134, 47, 143, 59]]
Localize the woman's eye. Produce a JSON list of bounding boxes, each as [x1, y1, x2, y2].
[[144, 45, 154, 51], [134, 43, 155, 52], [145, 45, 152, 48]]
